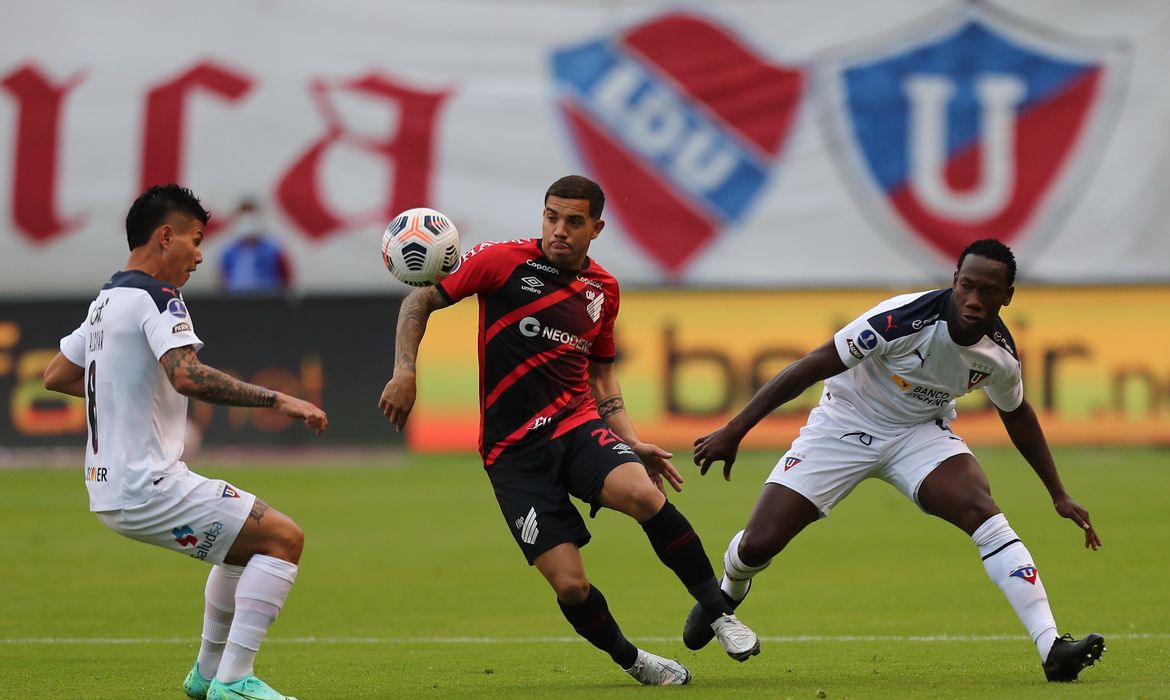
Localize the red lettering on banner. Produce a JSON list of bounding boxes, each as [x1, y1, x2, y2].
[[276, 74, 449, 240], [140, 61, 253, 235], [1, 64, 86, 244]]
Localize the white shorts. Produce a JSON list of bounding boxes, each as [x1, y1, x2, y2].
[[766, 407, 972, 517], [95, 463, 256, 566]]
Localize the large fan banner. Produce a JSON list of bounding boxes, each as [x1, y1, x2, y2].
[[0, 1, 1162, 294]]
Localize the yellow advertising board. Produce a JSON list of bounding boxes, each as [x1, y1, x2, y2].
[[411, 287, 1170, 453]]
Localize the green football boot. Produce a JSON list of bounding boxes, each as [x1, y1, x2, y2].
[[206, 675, 297, 700], [182, 662, 213, 699]]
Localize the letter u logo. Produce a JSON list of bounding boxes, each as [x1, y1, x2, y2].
[[904, 75, 1025, 221]]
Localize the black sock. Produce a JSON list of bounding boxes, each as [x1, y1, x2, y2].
[[641, 501, 732, 619], [558, 585, 638, 668]]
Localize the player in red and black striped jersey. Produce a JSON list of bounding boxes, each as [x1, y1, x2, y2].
[[437, 234, 618, 467], [379, 176, 759, 685]]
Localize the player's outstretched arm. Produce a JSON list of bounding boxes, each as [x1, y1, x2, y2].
[[160, 346, 328, 434], [588, 360, 683, 493], [998, 399, 1101, 550], [694, 339, 847, 481], [379, 286, 450, 431], [43, 352, 86, 398]]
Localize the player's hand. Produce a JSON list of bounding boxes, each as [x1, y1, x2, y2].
[[274, 393, 329, 435], [634, 441, 683, 494], [378, 372, 417, 432], [1053, 495, 1101, 550], [693, 425, 743, 481]]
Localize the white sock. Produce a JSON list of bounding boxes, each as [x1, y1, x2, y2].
[[720, 530, 771, 601], [972, 513, 1058, 660], [196, 564, 245, 679], [215, 554, 298, 683]]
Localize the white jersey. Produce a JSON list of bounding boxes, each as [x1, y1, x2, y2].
[[822, 289, 1024, 437], [59, 270, 203, 511]]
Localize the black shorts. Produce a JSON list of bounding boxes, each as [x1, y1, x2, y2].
[[486, 419, 642, 565]]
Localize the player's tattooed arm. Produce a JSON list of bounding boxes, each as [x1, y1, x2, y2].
[[597, 394, 625, 420], [160, 346, 276, 407], [394, 286, 450, 375]]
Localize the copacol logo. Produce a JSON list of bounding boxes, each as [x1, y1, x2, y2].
[[552, 12, 804, 275], [821, 2, 1125, 260]]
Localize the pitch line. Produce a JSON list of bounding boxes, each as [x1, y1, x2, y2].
[[1, 633, 1166, 645]]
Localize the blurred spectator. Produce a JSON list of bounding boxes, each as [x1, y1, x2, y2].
[[218, 199, 294, 293]]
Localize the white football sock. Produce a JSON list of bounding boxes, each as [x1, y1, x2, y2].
[[972, 513, 1058, 660], [196, 564, 244, 679], [720, 530, 771, 601], [215, 554, 298, 683]]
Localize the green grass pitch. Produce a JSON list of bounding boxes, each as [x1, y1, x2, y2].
[[1, 447, 1166, 698]]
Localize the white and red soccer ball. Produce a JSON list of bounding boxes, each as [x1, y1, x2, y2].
[[381, 207, 461, 287]]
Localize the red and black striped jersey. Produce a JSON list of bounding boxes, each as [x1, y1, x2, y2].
[[436, 239, 619, 466]]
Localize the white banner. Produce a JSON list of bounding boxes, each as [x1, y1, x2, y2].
[[0, 0, 1166, 294]]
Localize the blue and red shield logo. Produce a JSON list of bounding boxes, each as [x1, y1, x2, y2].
[[1010, 564, 1039, 585], [552, 13, 804, 274], [823, 4, 1125, 260]]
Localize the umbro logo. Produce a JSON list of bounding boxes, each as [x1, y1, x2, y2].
[[515, 507, 539, 545], [520, 276, 544, 294]]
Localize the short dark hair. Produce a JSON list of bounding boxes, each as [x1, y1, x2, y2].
[[958, 238, 1016, 286], [125, 184, 210, 250], [545, 175, 605, 219]]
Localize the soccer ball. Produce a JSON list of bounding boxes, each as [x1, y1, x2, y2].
[[381, 207, 461, 287]]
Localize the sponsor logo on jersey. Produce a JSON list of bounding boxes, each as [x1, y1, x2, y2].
[[518, 316, 593, 352], [167, 298, 188, 318], [520, 276, 544, 294], [85, 466, 107, 482], [968, 368, 991, 388], [221, 484, 240, 499], [577, 275, 603, 290], [89, 298, 109, 324], [846, 338, 864, 360], [516, 507, 539, 545], [551, 13, 804, 274], [783, 456, 802, 471], [172, 322, 191, 334], [891, 373, 953, 406], [857, 329, 878, 351], [822, 3, 1125, 261], [1009, 564, 1039, 585], [912, 313, 941, 330], [910, 386, 951, 406], [987, 330, 1019, 358], [525, 258, 560, 274], [172, 525, 198, 547]]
